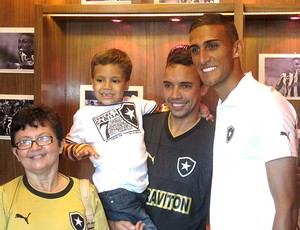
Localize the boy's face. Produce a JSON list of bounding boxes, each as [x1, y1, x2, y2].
[[92, 64, 129, 105]]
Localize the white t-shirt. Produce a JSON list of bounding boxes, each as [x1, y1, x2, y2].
[[210, 72, 298, 230], [67, 96, 158, 193]]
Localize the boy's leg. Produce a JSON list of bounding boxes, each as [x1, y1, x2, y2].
[[99, 188, 157, 230]]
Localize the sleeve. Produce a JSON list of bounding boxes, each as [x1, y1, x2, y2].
[[132, 96, 160, 115], [89, 184, 110, 230], [259, 92, 298, 161], [63, 109, 90, 161], [0, 186, 7, 230], [63, 142, 90, 161], [66, 109, 88, 143]]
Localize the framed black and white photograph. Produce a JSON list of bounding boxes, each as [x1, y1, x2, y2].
[[80, 85, 143, 108], [0, 27, 34, 74], [259, 54, 300, 100], [154, 0, 219, 3], [0, 94, 34, 140], [81, 0, 131, 4]]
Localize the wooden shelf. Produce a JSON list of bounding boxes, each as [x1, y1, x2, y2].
[[244, 3, 300, 20], [42, 3, 235, 14], [42, 3, 235, 22]]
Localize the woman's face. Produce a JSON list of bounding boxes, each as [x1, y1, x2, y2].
[[12, 124, 64, 175]]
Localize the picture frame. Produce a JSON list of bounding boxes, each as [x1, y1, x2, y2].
[[80, 85, 144, 108], [0, 27, 34, 74], [154, 0, 219, 3], [81, 0, 131, 4], [0, 94, 34, 140], [259, 54, 300, 100]]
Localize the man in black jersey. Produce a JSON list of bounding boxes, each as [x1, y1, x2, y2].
[[110, 45, 214, 230]]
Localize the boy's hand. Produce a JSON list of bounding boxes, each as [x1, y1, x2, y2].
[[199, 103, 214, 122], [76, 144, 100, 160]]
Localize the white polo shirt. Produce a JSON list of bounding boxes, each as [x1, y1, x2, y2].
[[210, 72, 298, 230]]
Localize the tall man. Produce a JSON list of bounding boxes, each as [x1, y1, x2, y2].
[[189, 13, 298, 230]]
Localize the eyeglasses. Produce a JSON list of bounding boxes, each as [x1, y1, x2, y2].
[[15, 136, 53, 150]]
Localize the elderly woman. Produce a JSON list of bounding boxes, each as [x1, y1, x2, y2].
[[0, 105, 109, 230]]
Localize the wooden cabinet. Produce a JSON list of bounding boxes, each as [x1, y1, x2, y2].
[[34, 3, 300, 178]]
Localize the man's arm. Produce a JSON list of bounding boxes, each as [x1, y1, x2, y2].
[[266, 157, 298, 230]]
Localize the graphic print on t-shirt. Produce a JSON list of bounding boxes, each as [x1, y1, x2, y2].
[[92, 102, 140, 141]]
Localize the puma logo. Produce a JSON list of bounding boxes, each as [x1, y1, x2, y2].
[[15, 213, 31, 224], [147, 152, 155, 164], [280, 131, 290, 141]]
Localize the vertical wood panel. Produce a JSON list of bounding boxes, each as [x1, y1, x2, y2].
[[0, 141, 25, 184]]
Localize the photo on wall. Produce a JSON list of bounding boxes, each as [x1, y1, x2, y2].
[[0, 27, 34, 74], [80, 85, 143, 108], [154, 0, 219, 3], [0, 94, 34, 140], [259, 54, 300, 100], [81, 0, 131, 4]]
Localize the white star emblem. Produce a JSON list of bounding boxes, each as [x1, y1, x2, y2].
[[181, 161, 191, 171], [74, 216, 83, 226], [125, 108, 135, 120], [177, 157, 196, 177]]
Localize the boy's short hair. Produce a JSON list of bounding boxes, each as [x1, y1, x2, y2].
[[10, 105, 64, 148], [91, 48, 132, 82], [189, 13, 239, 44]]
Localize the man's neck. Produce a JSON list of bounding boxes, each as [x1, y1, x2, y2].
[[168, 112, 200, 137]]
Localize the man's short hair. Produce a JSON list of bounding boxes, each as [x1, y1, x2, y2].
[[166, 44, 193, 67], [189, 13, 239, 44]]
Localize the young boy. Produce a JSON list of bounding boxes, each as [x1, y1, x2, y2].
[[64, 48, 159, 229]]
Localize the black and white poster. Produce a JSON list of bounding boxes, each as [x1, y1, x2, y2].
[[0, 94, 34, 139], [0, 28, 34, 74], [259, 54, 300, 100]]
